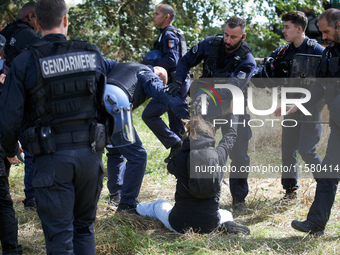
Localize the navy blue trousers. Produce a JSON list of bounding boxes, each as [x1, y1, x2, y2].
[[141, 72, 189, 148], [221, 114, 252, 204], [281, 118, 322, 191], [106, 130, 147, 206], [0, 146, 22, 254], [33, 148, 103, 255], [307, 122, 340, 229], [138, 71, 189, 121], [0, 175, 23, 254], [142, 99, 183, 148]]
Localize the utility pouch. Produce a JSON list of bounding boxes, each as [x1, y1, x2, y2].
[[23, 127, 41, 156], [40, 126, 56, 154], [90, 123, 106, 152]]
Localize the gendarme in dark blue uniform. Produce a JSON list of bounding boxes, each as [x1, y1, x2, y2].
[[292, 43, 340, 233], [289, 9, 340, 235], [106, 63, 189, 211], [0, 19, 40, 67], [0, 144, 23, 253], [267, 38, 324, 197], [0, 61, 23, 253], [142, 25, 190, 156], [146, 26, 182, 75], [175, 33, 256, 206], [0, 16, 41, 208], [175, 35, 255, 83], [0, 33, 117, 254]]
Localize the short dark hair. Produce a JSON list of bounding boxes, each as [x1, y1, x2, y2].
[[226, 16, 246, 32], [19, 1, 36, 19], [35, 0, 67, 30], [282, 11, 308, 32], [159, 4, 175, 21], [319, 8, 340, 28]]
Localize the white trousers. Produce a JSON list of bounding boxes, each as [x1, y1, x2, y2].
[[136, 199, 233, 233]]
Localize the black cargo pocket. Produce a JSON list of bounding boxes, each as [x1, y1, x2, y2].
[[32, 172, 64, 219]]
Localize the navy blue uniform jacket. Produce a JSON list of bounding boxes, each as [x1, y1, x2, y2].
[[175, 36, 256, 95], [0, 34, 117, 157]]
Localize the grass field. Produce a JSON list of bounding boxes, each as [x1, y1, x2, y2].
[[4, 88, 340, 254]]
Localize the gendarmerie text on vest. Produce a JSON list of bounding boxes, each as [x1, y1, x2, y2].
[[40, 51, 97, 78]]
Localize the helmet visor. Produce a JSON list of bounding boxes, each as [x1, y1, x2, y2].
[[109, 106, 136, 148]]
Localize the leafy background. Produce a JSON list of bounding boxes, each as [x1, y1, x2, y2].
[[0, 0, 326, 61]]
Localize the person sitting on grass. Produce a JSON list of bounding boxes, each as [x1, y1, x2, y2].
[[136, 114, 250, 235]]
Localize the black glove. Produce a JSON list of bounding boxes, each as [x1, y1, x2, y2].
[[166, 81, 182, 97]]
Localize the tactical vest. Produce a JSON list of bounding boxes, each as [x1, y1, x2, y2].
[[106, 62, 152, 109], [153, 27, 187, 59], [25, 40, 104, 133], [202, 34, 251, 78], [277, 39, 323, 121], [270, 39, 317, 78], [318, 45, 340, 105], [0, 20, 36, 66], [287, 39, 324, 122]]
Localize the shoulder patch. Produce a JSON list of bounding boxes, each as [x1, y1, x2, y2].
[[9, 37, 16, 46], [307, 39, 317, 47], [192, 44, 198, 54], [237, 71, 246, 79], [168, 40, 175, 49]]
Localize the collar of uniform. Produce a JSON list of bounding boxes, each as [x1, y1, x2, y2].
[[42, 33, 67, 42], [331, 44, 340, 55], [14, 18, 33, 30], [291, 37, 308, 52], [159, 25, 174, 33]]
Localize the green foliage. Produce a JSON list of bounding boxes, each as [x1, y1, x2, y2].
[[0, 0, 27, 28], [68, 0, 153, 61], [0, 0, 328, 61], [65, 0, 326, 60], [162, 0, 229, 46], [247, 25, 285, 58]]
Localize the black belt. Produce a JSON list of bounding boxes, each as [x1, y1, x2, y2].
[[54, 130, 90, 144], [54, 130, 91, 151]]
